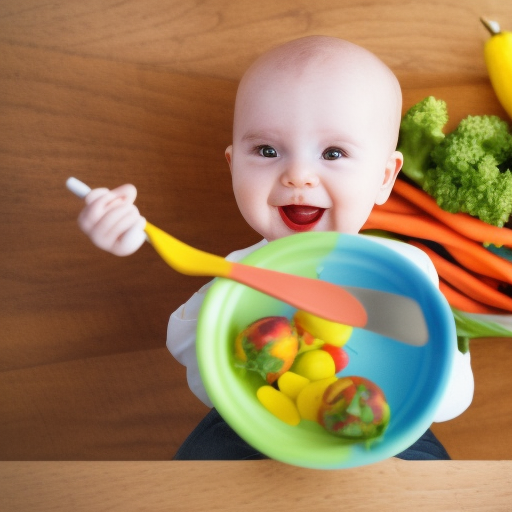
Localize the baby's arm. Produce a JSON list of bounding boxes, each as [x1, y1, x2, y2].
[[76, 183, 146, 256]]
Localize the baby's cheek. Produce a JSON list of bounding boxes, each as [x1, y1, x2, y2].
[[238, 200, 276, 240], [330, 205, 374, 235], [238, 196, 266, 229]]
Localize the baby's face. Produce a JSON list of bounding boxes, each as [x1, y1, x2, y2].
[[226, 39, 403, 242]]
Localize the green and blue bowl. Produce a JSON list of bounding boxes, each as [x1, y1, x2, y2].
[[197, 232, 455, 469]]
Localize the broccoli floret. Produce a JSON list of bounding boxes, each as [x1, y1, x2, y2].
[[423, 115, 512, 227], [397, 96, 449, 186]]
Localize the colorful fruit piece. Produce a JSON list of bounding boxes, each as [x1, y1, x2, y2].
[[294, 310, 353, 347], [318, 376, 390, 441], [234, 316, 299, 384], [295, 323, 325, 354], [296, 376, 338, 422], [277, 371, 310, 401], [257, 385, 301, 426], [292, 349, 336, 382], [321, 344, 350, 373]]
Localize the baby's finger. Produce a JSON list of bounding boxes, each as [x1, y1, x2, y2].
[[102, 203, 143, 244], [84, 187, 110, 204], [109, 184, 138, 204], [84, 184, 137, 210], [88, 203, 141, 249], [79, 190, 120, 233], [112, 216, 147, 256], [79, 185, 137, 233]]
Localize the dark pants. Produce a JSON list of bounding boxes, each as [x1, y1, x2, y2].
[[174, 408, 451, 461]]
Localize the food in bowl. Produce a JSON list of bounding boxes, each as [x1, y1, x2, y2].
[[319, 376, 390, 441], [235, 312, 388, 443], [234, 316, 299, 384]]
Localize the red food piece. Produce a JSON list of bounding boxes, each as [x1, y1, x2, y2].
[[321, 344, 349, 373]]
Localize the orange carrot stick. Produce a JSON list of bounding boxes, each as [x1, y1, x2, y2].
[[393, 179, 512, 247], [410, 241, 512, 312], [438, 279, 508, 315], [443, 245, 512, 284], [377, 194, 421, 215], [363, 209, 512, 285]]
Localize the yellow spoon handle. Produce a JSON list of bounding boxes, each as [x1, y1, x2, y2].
[[144, 221, 367, 328], [144, 221, 232, 277]]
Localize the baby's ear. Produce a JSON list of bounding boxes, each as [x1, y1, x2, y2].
[[375, 151, 403, 205], [225, 145, 233, 171]]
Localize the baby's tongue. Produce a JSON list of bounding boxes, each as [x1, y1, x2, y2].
[[281, 205, 322, 225]]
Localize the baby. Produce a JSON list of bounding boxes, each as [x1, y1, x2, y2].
[[76, 36, 473, 460]]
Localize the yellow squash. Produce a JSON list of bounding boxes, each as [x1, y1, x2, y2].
[[482, 18, 512, 119]]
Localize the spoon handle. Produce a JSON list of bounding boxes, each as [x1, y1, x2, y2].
[[144, 221, 231, 276], [144, 222, 367, 326], [66, 177, 91, 198]]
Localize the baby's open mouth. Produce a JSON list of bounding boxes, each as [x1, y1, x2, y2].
[[278, 205, 325, 231]]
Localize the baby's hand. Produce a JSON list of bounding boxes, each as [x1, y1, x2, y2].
[[77, 184, 146, 256]]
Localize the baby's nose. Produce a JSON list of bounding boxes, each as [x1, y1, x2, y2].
[[280, 163, 319, 188]]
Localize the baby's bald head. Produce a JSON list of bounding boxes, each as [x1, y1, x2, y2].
[[234, 36, 402, 153]]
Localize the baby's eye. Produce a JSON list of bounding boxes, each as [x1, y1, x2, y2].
[[257, 145, 278, 158], [322, 148, 344, 160]]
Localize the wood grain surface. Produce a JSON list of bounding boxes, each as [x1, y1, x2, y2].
[[1, 460, 512, 511], [1, 0, 512, 474]]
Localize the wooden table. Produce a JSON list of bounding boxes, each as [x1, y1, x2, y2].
[[2, 460, 512, 511], [1, 0, 512, 472]]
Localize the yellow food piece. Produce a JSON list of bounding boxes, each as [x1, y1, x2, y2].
[[297, 334, 324, 354], [483, 19, 512, 119], [294, 310, 353, 347], [292, 350, 336, 382], [256, 385, 301, 426], [296, 376, 338, 422], [277, 371, 310, 400]]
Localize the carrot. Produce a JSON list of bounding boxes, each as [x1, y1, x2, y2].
[[363, 209, 512, 285], [377, 194, 421, 215], [393, 179, 512, 248], [438, 278, 507, 315], [410, 241, 512, 312], [443, 245, 512, 285], [474, 273, 504, 289]]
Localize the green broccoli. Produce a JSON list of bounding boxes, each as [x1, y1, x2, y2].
[[397, 96, 449, 186], [424, 115, 512, 227]]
